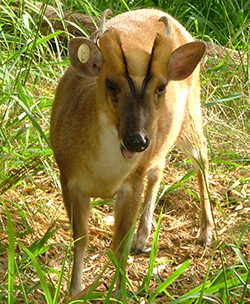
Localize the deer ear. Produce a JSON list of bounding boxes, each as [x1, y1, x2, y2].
[[168, 41, 205, 81], [69, 37, 103, 78]]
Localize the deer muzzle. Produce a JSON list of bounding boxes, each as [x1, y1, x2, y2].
[[121, 133, 150, 159]]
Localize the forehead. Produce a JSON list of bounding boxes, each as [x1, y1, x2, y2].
[[99, 29, 152, 79], [124, 49, 151, 78]]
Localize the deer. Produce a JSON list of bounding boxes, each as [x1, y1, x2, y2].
[[50, 8, 214, 298]]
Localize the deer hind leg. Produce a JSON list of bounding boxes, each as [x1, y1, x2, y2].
[[131, 161, 164, 254], [60, 175, 91, 297], [177, 125, 214, 246]]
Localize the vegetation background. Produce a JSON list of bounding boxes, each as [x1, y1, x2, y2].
[[0, 0, 249, 303]]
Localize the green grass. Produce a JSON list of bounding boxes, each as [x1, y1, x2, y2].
[[0, 0, 250, 303]]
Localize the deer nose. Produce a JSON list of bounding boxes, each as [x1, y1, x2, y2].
[[123, 133, 150, 152]]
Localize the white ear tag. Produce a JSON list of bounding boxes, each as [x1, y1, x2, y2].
[[78, 44, 90, 64]]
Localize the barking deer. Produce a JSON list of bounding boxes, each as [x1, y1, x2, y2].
[[50, 8, 214, 297]]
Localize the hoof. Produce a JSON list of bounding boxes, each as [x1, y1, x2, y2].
[[197, 226, 214, 247], [130, 247, 143, 255]]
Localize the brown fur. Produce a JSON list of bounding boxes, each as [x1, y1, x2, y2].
[[50, 8, 214, 298]]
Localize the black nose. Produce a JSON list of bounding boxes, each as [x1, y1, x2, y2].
[[123, 133, 150, 152]]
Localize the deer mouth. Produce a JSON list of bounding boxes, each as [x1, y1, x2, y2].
[[120, 144, 136, 160]]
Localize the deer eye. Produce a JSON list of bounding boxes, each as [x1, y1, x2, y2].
[[106, 79, 119, 93], [155, 83, 166, 95]]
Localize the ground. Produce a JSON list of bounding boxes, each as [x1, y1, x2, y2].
[[1, 149, 249, 303]]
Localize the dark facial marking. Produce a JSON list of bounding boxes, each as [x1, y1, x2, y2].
[[118, 37, 159, 100]]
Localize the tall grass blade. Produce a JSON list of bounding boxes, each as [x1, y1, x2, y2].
[[150, 259, 191, 303], [27, 223, 60, 258], [163, 169, 195, 194], [52, 244, 69, 304], [35, 30, 64, 46], [16, 79, 51, 147], [14, 258, 29, 304], [203, 92, 242, 108], [145, 209, 163, 297], [105, 228, 138, 303], [105, 250, 124, 303], [16, 241, 53, 304], [2, 200, 15, 304], [228, 244, 249, 272], [237, 221, 250, 247]]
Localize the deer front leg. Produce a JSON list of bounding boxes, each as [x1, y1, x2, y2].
[[131, 162, 164, 254], [61, 176, 91, 297], [112, 175, 145, 294]]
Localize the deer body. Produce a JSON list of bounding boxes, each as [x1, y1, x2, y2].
[[50, 8, 213, 298]]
